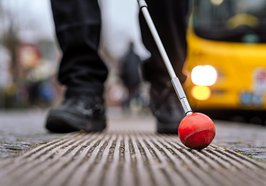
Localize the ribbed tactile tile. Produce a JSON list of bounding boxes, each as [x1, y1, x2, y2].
[[0, 132, 265, 186]]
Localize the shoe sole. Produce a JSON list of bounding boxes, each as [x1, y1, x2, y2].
[[46, 110, 106, 133], [156, 122, 178, 134]]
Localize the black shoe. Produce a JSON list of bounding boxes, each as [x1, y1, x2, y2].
[[149, 84, 184, 134], [45, 95, 106, 133]]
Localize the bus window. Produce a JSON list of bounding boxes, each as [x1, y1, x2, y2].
[[193, 0, 266, 43]]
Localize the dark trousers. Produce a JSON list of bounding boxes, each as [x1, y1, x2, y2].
[[51, 0, 189, 97]]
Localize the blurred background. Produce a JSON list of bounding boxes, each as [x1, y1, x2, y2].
[[1, 0, 266, 125], [0, 0, 58, 109], [0, 0, 150, 112]]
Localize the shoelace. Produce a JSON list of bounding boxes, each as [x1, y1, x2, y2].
[[64, 96, 103, 109]]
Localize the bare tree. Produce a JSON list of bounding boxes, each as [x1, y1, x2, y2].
[[0, 1, 19, 82]]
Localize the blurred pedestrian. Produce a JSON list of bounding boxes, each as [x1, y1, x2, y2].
[[45, 0, 190, 134]]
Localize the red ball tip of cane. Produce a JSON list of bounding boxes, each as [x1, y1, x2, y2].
[[178, 113, 216, 150]]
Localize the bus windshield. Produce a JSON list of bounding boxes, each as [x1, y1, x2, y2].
[[193, 0, 266, 43]]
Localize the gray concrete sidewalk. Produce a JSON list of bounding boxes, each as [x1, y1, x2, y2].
[[0, 110, 63, 158]]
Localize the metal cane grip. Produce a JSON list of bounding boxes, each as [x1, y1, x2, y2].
[[171, 77, 192, 115]]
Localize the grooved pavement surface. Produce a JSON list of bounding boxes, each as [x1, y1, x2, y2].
[[0, 110, 266, 186], [0, 132, 265, 186]]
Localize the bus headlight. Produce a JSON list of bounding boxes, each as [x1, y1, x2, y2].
[[191, 65, 218, 86], [191, 86, 211, 100]]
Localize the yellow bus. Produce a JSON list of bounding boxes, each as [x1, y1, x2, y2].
[[184, 0, 266, 121]]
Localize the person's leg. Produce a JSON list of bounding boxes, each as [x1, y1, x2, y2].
[[140, 0, 190, 133], [46, 0, 108, 133]]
